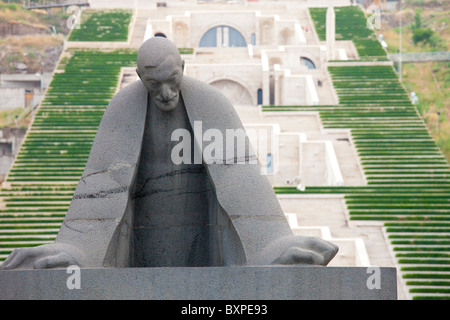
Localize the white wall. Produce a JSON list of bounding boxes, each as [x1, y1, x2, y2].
[[185, 62, 262, 105], [0, 88, 24, 110]]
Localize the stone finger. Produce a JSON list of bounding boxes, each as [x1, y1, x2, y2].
[[1, 248, 32, 270], [274, 247, 325, 265], [34, 252, 74, 269]]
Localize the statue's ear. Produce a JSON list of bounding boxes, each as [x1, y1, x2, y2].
[[136, 68, 142, 79], [181, 60, 185, 74]]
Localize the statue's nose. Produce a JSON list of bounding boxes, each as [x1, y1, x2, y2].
[[161, 84, 174, 101]]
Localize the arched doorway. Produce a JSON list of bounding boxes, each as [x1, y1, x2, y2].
[[210, 79, 253, 105], [269, 57, 282, 68], [199, 25, 247, 48], [257, 89, 263, 105], [300, 57, 316, 69], [154, 32, 167, 38]]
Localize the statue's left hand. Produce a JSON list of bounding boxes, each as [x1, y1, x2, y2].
[[253, 235, 339, 266], [0, 243, 85, 270]]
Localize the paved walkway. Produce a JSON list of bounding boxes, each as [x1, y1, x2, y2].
[[130, 9, 151, 48], [388, 51, 450, 63]]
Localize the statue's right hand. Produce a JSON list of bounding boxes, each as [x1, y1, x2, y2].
[[0, 243, 85, 270]]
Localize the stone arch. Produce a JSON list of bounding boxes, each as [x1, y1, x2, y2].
[[198, 23, 248, 48], [299, 56, 317, 69], [154, 32, 167, 38], [269, 57, 282, 69], [208, 78, 254, 106]]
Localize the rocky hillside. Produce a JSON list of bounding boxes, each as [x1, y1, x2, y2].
[[0, 1, 70, 74]]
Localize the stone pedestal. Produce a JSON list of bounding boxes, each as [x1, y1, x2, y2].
[[0, 266, 397, 300]]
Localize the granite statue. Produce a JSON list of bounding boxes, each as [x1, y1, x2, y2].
[[0, 37, 338, 270]]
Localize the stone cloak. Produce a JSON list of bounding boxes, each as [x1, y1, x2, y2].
[[55, 76, 294, 267]]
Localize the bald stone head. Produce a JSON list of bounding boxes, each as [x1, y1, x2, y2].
[[136, 37, 185, 112]]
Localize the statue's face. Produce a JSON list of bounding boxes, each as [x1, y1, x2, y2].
[[138, 54, 184, 112]]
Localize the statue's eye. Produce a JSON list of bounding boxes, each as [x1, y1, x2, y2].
[[147, 80, 158, 87]]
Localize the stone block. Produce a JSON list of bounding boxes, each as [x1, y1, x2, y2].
[[0, 266, 396, 300]]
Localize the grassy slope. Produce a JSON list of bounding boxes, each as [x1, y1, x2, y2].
[[68, 9, 133, 42], [401, 62, 450, 162], [309, 6, 386, 59], [375, 2, 450, 162]]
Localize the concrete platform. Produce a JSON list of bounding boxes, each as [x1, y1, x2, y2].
[[0, 266, 397, 300]]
